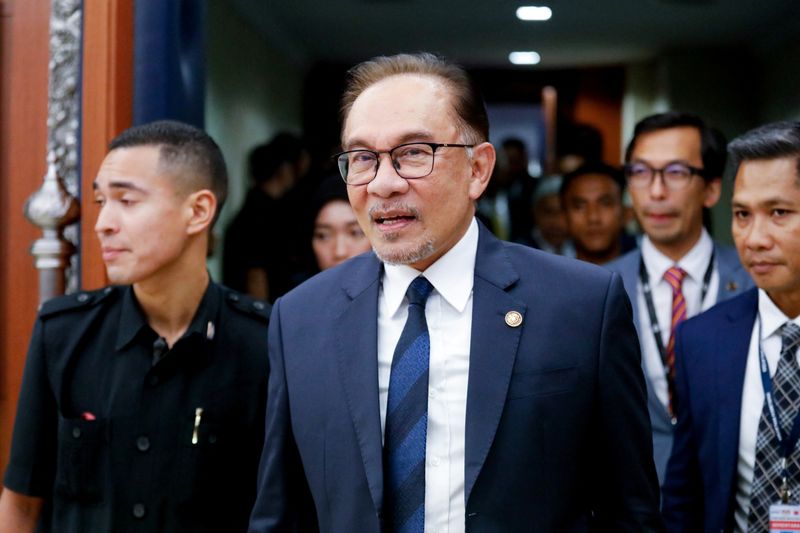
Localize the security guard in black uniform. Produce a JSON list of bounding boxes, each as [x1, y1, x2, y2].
[[0, 121, 270, 532]]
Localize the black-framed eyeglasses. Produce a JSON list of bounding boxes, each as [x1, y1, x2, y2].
[[334, 142, 474, 185], [623, 161, 705, 190]]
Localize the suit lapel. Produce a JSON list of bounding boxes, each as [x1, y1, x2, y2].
[[335, 255, 385, 513], [715, 245, 754, 301], [715, 289, 758, 500], [464, 225, 525, 502]]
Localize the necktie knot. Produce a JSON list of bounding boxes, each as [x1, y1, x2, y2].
[[781, 322, 800, 362], [407, 277, 433, 307], [664, 266, 687, 293]]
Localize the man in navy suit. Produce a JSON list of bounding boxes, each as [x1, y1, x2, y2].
[[662, 121, 800, 531], [248, 53, 662, 532], [607, 112, 753, 485]]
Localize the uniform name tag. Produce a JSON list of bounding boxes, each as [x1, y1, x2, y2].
[[770, 503, 800, 533]]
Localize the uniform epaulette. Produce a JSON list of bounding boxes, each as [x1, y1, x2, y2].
[[223, 289, 271, 322], [38, 286, 119, 318]]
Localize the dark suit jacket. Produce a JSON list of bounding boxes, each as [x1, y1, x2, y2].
[[249, 222, 663, 532], [606, 245, 754, 484], [661, 288, 759, 532]]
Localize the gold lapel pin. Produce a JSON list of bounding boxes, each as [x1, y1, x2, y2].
[[505, 311, 523, 328], [726, 281, 738, 292]]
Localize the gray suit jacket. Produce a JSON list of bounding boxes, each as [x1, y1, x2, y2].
[[606, 243, 753, 485]]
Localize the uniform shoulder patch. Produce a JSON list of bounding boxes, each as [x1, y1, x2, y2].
[[223, 289, 271, 322], [38, 286, 119, 318]]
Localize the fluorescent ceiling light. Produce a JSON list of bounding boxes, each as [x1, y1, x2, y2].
[[516, 6, 552, 21], [509, 51, 541, 65]]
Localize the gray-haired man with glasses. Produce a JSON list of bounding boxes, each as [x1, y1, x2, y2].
[[249, 52, 663, 532], [607, 111, 754, 487]]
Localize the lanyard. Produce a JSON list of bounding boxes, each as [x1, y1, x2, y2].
[[757, 316, 800, 502], [638, 248, 716, 366]]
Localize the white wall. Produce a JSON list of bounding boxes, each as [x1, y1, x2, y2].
[[620, 43, 800, 245]]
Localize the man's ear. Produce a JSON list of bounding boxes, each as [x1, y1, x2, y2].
[[703, 177, 722, 208], [186, 189, 217, 235], [468, 142, 496, 201]]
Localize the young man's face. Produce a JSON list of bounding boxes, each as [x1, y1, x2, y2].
[[93, 145, 197, 285], [627, 127, 720, 258], [562, 173, 624, 260], [342, 74, 494, 271], [733, 156, 800, 314]]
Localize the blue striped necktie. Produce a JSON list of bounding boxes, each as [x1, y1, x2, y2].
[[384, 276, 434, 533]]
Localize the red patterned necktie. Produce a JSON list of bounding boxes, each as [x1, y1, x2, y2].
[[664, 266, 688, 418]]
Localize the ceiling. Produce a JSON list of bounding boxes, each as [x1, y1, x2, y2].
[[228, 0, 799, 70]]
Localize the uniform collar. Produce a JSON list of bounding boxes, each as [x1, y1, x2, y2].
[[115, 281, 221, 353], [382, 217, 479, 316]]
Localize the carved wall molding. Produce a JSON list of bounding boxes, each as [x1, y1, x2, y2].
[[24, 0, 83, 302]]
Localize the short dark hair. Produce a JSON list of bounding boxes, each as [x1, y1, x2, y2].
[[560, 163, 625, 200], [728, 121, 800, 181], [249, 132, 307, 185], [625, 111, 726, 180], [340, 52, 489, 144], [109, 120, 228, 222], [558, 123, 603, 164], [502, 138, 526, 152]]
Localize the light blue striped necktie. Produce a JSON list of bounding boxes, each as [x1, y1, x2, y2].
[[383, 276, 434, 533]]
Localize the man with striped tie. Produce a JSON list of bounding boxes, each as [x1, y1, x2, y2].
[[663, 121, 800, 531], [607, 112, 754, 486], [248, 53, 662, 532]]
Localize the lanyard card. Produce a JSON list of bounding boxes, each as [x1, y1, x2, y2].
[[771, 503, 800, 532]]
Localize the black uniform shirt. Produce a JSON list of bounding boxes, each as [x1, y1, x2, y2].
[[4, 282, 270, 533]]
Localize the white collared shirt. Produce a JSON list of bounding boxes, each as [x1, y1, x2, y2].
[[638, 229, 719, 407], [734, 290, 800, 532], [378, 218, 477, 533]]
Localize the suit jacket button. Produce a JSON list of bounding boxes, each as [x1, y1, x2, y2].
[[505, 311, 523, 327]]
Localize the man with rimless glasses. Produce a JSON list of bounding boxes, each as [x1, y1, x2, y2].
[[607, 112, 754, 487], [248, 52, 662, 532]]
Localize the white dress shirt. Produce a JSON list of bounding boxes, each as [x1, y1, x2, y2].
[[638, 230, 719, 407], [378, 218, 477, 533], [734, 290, 800, 532]]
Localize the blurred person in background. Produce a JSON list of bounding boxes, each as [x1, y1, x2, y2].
[[310, 174, 371, 271], [561, 162, 635, 265], [607, 111, 754, 486], [524, 175, 575, 256], [223, 133, 304, 302]]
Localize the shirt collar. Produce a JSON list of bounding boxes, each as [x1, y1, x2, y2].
[[115, 281, 220, 352], [758, 288, 800, 341], [641, 228, 713, 283], [382, 217, 479, 317]]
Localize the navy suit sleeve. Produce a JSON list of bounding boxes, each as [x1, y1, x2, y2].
[[592, 274, 665, 532], [661, 323, 704, 532], [248, 299, 317, 533]]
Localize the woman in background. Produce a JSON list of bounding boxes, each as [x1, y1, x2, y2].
[[310, 174, 372, 271]]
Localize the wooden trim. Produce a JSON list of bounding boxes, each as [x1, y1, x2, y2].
[[0, 0, 51, 472], [541, 86, 558, 175], [80, 0, 134, 290]]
